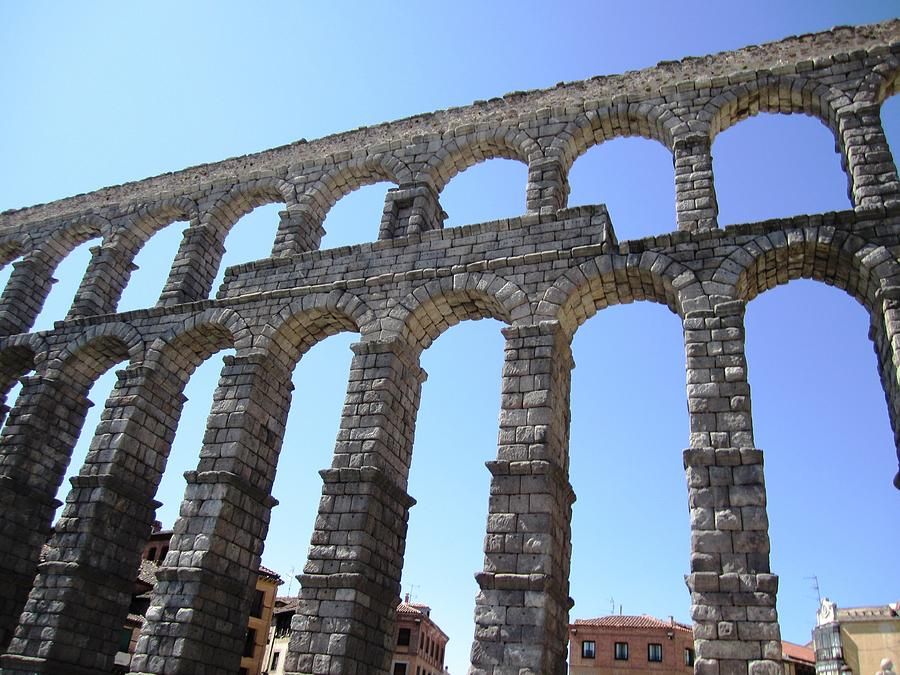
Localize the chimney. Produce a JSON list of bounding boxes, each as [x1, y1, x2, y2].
[[404, 593, 410, 603]]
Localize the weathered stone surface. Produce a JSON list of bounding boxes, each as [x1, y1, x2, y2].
[[0, 19, 898, 675]]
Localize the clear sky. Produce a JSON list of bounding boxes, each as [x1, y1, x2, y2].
[[1, 2, 898, 673]]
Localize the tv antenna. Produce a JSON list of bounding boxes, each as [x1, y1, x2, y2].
[[805, 575, 821, 603]]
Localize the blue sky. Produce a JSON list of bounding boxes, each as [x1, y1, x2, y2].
[[1, 2, 898, 673]]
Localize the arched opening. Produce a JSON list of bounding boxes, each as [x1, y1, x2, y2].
[[567, 303, 690, 649], [568, 138, 676, 240], [117, 219, 188, 312], [744, 280, 897, 645], [400, 318, 505, 674], [212, 202, 282, 295], [713, 114, 850, 226], [320, 181, 394, 249], [150, 348, 235, 527], [53, 366, 119, 516], [439, 158, 528, 228], [260, 331, 356, 591], [881, 94, 900, 166], [0, 255, 20, 304], [32, 237, 100, 331]]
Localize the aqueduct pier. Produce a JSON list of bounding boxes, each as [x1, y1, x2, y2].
[[0, 19, 899, 675]]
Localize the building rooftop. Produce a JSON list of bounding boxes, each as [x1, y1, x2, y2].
[[782, 641, 815, 665], [572, 615, 693, 633], [397, 601, 433, 618], [258, 565, 283, 583]]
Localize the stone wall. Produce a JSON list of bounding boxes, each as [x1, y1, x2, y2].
[[0, 19, 898, 675]]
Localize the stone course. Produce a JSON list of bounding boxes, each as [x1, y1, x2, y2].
[[0, 19, 898, 675]]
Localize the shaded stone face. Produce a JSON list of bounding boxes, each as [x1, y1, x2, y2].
[[0, 19, 899, 675]]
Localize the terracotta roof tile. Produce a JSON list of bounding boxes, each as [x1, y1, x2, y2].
[[137, 560, 159, 586], [397, 602, 430, 617], [258, 565, 283, 583], [782, 641, 815, 664], [572, 615, 692, 632]]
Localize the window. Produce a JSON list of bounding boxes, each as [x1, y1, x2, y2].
[[397, 627, 411, 646], [118, 627, 132, 652], [250, 589, 265, 618], [615, 642, 629, 660], [271, 651, 281, 670], [649, 643, 663, 662], [146, 546, 156, 561], [582, 640, 596, 659], [243, 628, 256, 658], [393, 663, 408, 675], [684, 648, 695, 666]]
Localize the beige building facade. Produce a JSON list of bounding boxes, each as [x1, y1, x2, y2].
[[814, 600, 900, 675]]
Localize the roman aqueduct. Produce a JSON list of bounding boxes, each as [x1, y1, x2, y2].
[[1, 19, 899, 675]]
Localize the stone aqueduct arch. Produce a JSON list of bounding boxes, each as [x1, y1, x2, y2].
[[0, 20, 898, 675]]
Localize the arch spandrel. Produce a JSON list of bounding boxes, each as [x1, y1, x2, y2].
[[549, 102, 681, 174], [42, 322, 143, 387], [855, 56, 900, 104], [143, 307, 250, 381], [110, 196, 199, 253], [421, 125, 539, 194], [390, 272, 529, 351], [201, 178, 296, 235], [256, 290, 375, 370], [713, 226, 900, 311], [535, 252, 702, 337], [700, 75, 851, 143], [300, 154, 411, 223], [0, 344, 37, 398]]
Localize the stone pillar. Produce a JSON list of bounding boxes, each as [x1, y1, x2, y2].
[[682, 300, 781, 675], [526, 157, 569, 214], [470, 322, 575, 675], [684, 300, 753, 449], [674, 133, 719, 232], [156, 221, 224, 307], [271, 205, 326, 257], [285, 339, 426, 675], [129, 354, 293, 675], [838, 103, 900, 211], [0, 257, 56, 335], [0, 375, 91, 654], [379, 183, 445, 239], [871, 285, 900, 490], [66, 243, 137, 318], [0, 365, 186, 674]]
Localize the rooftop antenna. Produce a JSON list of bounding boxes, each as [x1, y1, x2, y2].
[[609, 597, 615, 615], [285, 566, 297, 596], [806, 575, 822, 604], [407, 583, 421, 604]]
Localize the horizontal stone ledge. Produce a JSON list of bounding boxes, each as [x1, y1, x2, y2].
[[35, 558, 132, 586], [153, 563, 248, 595], [318, 465, 416, 509], [474, 571, 563, 593], [683, 447, 765, 468], [182, 469, 279, 508], [68, 473, 163, 511], [296, 572, 399, 603], [0, 475, 62, 509], [485, 459, 566, 477]]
